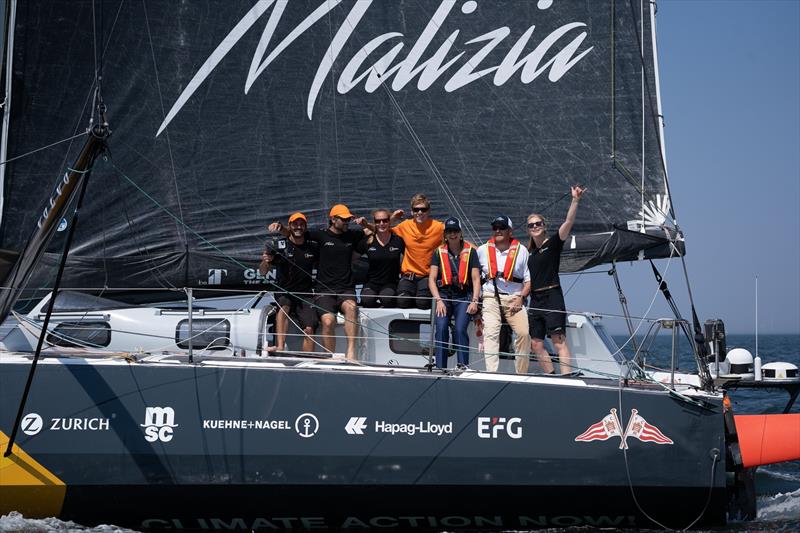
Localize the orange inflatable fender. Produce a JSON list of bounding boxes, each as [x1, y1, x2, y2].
[[734, 414, 800, 468]]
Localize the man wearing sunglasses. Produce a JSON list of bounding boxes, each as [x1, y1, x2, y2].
[[390, 194, 444, 309], [526, 185, 586, 374], [476, 215, 531, 374]]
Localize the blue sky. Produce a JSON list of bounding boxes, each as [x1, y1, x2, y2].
[[568, 0, 800, 335]]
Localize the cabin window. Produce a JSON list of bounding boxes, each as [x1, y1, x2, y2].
[[47, 321, 111, 348], [175, 319, 231, 350], [388, 320, 432, 355]]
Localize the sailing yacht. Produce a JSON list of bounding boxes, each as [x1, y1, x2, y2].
[[1, 1, 797, 530]]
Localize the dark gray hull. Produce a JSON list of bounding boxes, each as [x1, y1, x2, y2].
[[1, 356, 727, 529]]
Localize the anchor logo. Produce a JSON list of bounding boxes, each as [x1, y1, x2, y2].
[[575, 408, 673, 448], [294, 412, 319, 438]]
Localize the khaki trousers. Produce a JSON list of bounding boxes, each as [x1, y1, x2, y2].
[[482, 294, 531, 373]]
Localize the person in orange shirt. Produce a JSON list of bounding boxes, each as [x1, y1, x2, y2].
[[390, 194, 445, 309]]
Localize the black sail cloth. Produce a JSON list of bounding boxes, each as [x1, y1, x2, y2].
[[1, 0, 679, 300]]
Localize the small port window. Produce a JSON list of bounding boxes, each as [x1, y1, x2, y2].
[[47, 321, 111, 348], [388, 319, 432, 355], [175, 319, 231, 350]]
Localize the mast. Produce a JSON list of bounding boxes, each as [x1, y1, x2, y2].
[[0, 0, 17, 226], [0, 116, 110, 324]]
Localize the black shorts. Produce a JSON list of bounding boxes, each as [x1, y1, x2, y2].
[[528, 287, 567, 340], [313, 288, 357, 316], [275, 293, 319, 330]]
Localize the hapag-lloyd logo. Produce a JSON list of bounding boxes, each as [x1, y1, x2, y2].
[[157, 0, 593, 134]]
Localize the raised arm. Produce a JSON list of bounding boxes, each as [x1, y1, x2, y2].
[[268, 221, 290, 237], [559, 186, 586, 241]]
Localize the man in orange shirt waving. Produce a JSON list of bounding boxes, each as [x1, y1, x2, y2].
[[391, 194, 445, 309]]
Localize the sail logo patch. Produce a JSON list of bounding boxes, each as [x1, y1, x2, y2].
[[21, 413, 44, 436], [206, 269, 228, 285], [477, 417, 523, 439], [575, 408, 673, 448], [142, 406, 179, 443]]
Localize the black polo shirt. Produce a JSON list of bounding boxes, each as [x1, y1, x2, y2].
[[274, 240, 319, 293], [307, 227, 365, 291], [356, 233, 404, 287], [528, 234, 564, 290]]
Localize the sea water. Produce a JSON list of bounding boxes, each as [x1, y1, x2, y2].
[[1, 334, 797, 533]]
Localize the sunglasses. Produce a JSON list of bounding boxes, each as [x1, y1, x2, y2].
[[336, 216, 353, 222], [412, 207, 429, 213], [527, 221, 545, 228], [374, 218, 390, 224], [491, 225, 508, 232]]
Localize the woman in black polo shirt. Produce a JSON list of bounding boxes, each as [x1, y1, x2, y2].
[[357, 208, 405, 307], [527, 186, 585, 374]]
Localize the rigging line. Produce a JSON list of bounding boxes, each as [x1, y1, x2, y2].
[[379, 82, 480, 244], [640, 0, 646, 231], [334, 5, 479, 243], [104, 151, 177, 290], [0, 132, 89, 166], [409, 0, 583, 182], [625, 0, 676, 223], [326, 0, 342, 200], [141, 0, 188, 248], [107, 157, 421, 344], [112, 137, 262, 242]]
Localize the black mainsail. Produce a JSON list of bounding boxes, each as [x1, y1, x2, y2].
[[1, 0, 678, 294]]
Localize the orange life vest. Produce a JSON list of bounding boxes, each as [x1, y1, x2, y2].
[[487, 238, 521, 280], [437, 242, 474, 287]]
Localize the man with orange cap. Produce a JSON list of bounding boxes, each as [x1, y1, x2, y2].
[[261, 212, 319, 353], [271, 204, 367, 360]]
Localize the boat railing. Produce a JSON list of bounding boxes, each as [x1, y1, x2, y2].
[[1, 285, 698, 383]]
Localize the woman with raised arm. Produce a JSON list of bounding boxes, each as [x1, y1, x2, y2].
[[527, 186, 586, 374], [357, 208, 405, 308]]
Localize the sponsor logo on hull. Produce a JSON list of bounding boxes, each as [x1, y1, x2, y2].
[[142, 407, 179, 443], [575, 408, 673, 448], [21, 412, 111, 434], [477, 416, 523, 439], [202, 413, 319, 438], [344, 417, 452, 436]]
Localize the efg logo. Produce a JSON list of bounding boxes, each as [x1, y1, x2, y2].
[[142, 407, 179, 443], [477, 417, 523, 439], [21, 413, 44, 436]]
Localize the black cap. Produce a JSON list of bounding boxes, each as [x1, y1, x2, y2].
[[491, 215, 512, 230], [444, 217, 461, 232]]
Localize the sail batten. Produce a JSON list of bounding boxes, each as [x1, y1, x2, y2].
[[1, 1, 677, 292]]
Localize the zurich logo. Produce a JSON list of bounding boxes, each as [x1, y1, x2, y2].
[[21, 413, 44, 436]]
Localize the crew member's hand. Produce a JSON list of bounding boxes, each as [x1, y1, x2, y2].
[[467, 301, 478, 315], [508, 295, 523, 315], [261, 251, 273, 263], [571, 185, 586, 200], [353, 216, 366, 226], [435, 299, 447, 317], [268, 221, 282, 233], [391, 209, 404, 220]]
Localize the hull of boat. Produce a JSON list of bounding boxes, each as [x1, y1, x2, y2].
[[1, 356, 726, 529]]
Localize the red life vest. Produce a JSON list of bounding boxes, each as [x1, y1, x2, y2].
[[437, 242, 474, 287], [487, 238, 521, 280]]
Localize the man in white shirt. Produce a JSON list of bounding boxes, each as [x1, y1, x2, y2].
[[476, 215, 531, 373]]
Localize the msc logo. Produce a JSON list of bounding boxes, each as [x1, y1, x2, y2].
[[207, 269, 227, 285], [141, 407, 179, 443], [477, 417, 523, 439], [21, 413, 44, 436]]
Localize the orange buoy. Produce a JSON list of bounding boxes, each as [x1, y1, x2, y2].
[[734, 414, 800, 468]]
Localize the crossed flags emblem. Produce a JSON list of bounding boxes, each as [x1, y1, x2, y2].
[[575, 408, 673, 449]]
